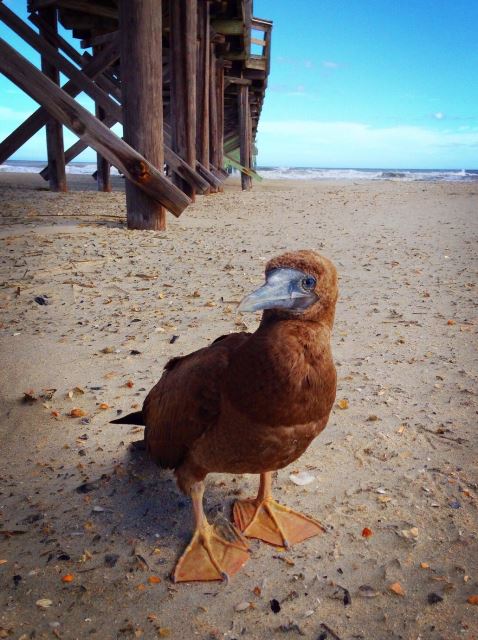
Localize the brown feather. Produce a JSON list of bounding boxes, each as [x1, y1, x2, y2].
[[143, 332, 249, 470]]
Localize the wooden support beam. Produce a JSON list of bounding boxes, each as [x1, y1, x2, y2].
[[211, 19, 244, 35], [216, 58, 224, 172], [0, 38, 190, 216], [196, 0, 210, 171], [38, 6, 66, 192], [28, 0, 57, 8], [4, 9, 207, 195], [169, 0, 197, 200], [239, 84, 252, 190], [29, 12, 121, 101], [0, 34, 119, 164], [209, 45, 219, 169], [196, 161, 221, 189], [225, 76, 252, 86], [93, 44, 111, 192], [41, 116, 210, 194], [80, 30, 119, 49], [30, 0, 118, 20], [40, 137, 86, 180], [119, 0, 168, 229], [0, 4, 123, 123], [209, 164, 227, 181]]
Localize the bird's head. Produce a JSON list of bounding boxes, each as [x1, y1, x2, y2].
[[238, 250, 338, 326]]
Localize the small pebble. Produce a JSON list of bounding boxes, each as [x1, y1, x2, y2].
[[427, 592, 443, 605]]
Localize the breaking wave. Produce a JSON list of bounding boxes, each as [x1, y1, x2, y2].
[[0, 161, 120, 175], [257, 167, 478, 182]]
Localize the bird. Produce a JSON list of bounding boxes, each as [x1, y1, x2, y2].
[[111, 250, 338, 583]]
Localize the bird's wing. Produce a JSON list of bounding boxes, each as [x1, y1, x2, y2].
[[143, 332, 250, 468]]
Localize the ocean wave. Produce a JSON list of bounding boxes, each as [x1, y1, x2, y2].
[[1, 163, 476, 182], [257, 167, 478, 182], [0, 163, 120, 175]]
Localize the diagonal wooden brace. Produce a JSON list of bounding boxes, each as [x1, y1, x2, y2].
[[0, 38, 119, 164], [0, 38, 190, 216]]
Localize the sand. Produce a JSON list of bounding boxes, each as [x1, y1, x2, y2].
[[0, 173, 477, 640]]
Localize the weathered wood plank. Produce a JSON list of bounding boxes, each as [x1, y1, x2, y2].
[[39, 6, 66, 192], [0, 38, 190, 216], [0, 38, 119, 164]]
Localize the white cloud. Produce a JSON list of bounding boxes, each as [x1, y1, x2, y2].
[[434, 112, 445, 120], [322, 61, 340, 69], [256, 120, 478, 168]]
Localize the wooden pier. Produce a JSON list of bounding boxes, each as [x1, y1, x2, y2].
[[0, 1, 272, 229]]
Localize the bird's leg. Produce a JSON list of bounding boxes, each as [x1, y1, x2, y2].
[[233, 471, 325, 548], [173, 481, 250, 583]]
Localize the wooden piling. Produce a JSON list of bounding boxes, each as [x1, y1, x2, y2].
[[169, 0, 197, 201], [209, 45, 219, 170], [119, 0, 167, 230], [93, 44, 111, 192], [196, 1, 210, 174], [239, 84, 252, 190], [38, 6, 66, 192], [216, 58, 224, 173]]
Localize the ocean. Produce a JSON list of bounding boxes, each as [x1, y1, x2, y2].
[[0, 160, 120, 176], [257, 167, 478, 182], [1, 160, 477, 182]]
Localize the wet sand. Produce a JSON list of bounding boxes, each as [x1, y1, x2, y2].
[[1, 173, 477, 639]]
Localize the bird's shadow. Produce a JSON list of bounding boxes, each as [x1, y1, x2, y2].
[[90, 440, 240, 553]]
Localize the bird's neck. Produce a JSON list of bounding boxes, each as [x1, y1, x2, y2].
[[259, 309, 335, 332]]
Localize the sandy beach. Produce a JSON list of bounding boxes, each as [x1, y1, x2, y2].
[[0, 173, 477, 640]]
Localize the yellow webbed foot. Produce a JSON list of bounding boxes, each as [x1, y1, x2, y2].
[[173, 521, 250, 583], [233, 497, 325, 548]]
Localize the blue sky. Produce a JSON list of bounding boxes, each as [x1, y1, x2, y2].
[[254, 0, 478, 168], [1, 0, 477, 168]]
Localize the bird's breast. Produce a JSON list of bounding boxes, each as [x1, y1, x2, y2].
[[224, 328, 336, 428], [192, 413, 328, 475]]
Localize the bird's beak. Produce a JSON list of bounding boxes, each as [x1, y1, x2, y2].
[[238, 267, 317, 313]]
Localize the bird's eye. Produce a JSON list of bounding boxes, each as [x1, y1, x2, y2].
[[301, 276, 316, 291]]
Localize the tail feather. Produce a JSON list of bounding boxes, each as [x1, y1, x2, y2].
[[110, 410, 144, 426]]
